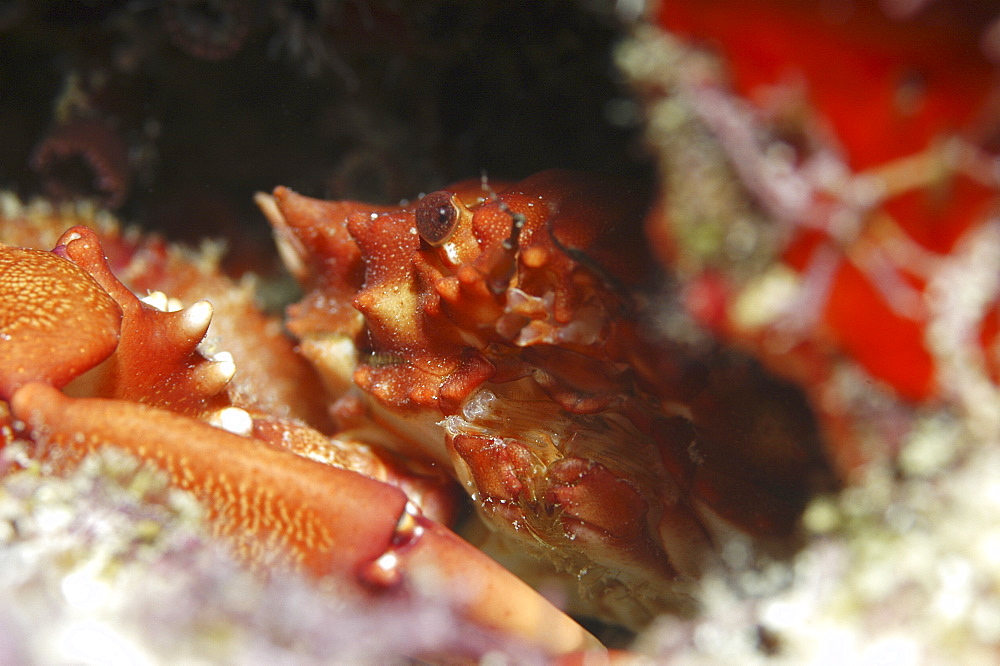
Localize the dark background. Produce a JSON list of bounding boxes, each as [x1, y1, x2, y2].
[[0, 0, 652, 272]]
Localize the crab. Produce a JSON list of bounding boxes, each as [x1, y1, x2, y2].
[[0, 163, 827, 659], [258, 168, 828, 626]]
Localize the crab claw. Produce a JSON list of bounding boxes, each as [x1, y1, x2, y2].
[[9, 383, 599, 657], [0, 243, 121, 400], [449, 433, 692, 585], [374, 511, 603, 655], [54, 226, 233, 414]]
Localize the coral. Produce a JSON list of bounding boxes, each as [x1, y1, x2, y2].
[[595, 1, 1000, 662], [161, 0, 255, 61], [30, 119, 132, 209], [620, 0, 1000, 473], [631, 413, 1000, 664]]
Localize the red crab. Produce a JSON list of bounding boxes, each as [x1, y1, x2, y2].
[[259, 168, 828, 627]]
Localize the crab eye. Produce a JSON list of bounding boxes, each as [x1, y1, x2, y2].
[[415, 190, 460, 246]]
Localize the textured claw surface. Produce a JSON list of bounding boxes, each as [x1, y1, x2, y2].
[[0, 244, 121, 398]]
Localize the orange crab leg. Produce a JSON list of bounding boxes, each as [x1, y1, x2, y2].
[[9, 382, 599, 656]]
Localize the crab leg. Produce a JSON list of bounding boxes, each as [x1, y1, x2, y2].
[[9, 382, 599, 656]]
